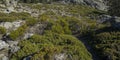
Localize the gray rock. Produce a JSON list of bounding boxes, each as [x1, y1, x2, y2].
[[97, 15, 112, 23], [0, 20, 25, 31], [10, 45, 20, 53], [23, 33, 34, 39], [54, 53, 67, 60], [0, 40, 9, 50], [0, 22, 13, 29], [3, 0, 18, 13], [96, 15, 120, 28], [0, 54, 8, 60], [12, 20, 25, 30], [7, 41, 20, 53], [85, 0, 108, 11], [28, 23, 47, 34], [7, 41, 18, 47], [60, 0, 108, 11], [1, 56, 8, 60]]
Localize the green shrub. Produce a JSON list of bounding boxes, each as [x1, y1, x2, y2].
[[92, 32, 120, 60], [51, 24, 64, 34], [44, 18, 72, 35], [11, 40, 39, 60], [9, 25, 27, 40], [26, 18, 38, 26], [39, 14, 50, 22], [0, 26, 6, 34], [7, 3, 108, 60], [11, 32, 92, 60]]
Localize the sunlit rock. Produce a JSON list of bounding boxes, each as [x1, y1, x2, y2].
[[0, 20, 25, 31], [0, 40, 9, 50], [54, 53, 67, 60]]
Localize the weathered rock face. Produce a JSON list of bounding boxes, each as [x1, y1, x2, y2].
[[0, 40, 20, 60], [85, 0, 108, 11], [1, 0, 108, 12], [60, 0, 108, 11], [94, 14, 120, 28]]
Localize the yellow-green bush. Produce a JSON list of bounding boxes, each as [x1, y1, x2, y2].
[[26, 18, 38, 26], [11, 32, 92, 60], [9, 25, 27, 40], [0, 26, 6, 34]]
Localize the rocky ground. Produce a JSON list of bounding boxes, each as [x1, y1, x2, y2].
[[0, 0, 120, 60]]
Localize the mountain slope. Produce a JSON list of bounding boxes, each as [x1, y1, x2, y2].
[[0, 2, 99, 60], [0, 0, 120, 60]]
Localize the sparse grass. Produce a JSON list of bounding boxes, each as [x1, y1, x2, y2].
[[0, 12, 31, 22]]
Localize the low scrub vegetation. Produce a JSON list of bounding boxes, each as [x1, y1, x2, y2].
[[91, 30, 120, 60], [0, 12, 31, 22], [0, 26, 6, 34], [9, 25, 27, 40], [11, 32, 92, 60], [0, 3, 116, 60]]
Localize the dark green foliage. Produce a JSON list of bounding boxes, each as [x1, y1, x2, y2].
[[92, 32, 120, 60], [43, 16, 104, 36], [11, 32, 92, 60], [0, 27, 6, 34], [63, 17, 103, 36], [108, 0, 120, 16], [9, 25, 27, 40], [11, 40, 39, 60], [51, 19, 72, 35]]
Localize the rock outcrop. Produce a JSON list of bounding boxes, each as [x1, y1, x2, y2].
[[3, 0, 18, 13], [0, 20, 25, 31], [59, 0, 108, 11], [1, 0, 108, 12]]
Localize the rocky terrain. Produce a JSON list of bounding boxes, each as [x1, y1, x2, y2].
[[0, 0, 119, 60]]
